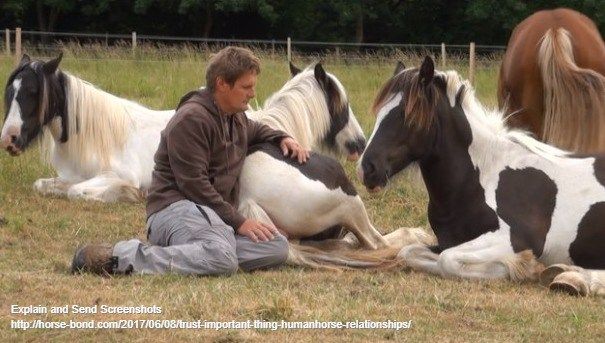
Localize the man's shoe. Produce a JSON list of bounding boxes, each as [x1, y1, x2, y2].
[[71, 244, 118, 275]]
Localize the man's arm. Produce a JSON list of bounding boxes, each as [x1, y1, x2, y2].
[[246, 117, 309, 163], [166, 116, 246, 229]]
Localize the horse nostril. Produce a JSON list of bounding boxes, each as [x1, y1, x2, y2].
[[10, 135, 18, 144]]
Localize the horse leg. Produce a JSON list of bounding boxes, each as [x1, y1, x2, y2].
[[67, 172, 143, 202], [337, 227, 435, 251], [383, 227, 436, 250], [33, 177, 72, 197], [339, 196, 389, 250], [540, 264, 605, 297], [399, 234, 543, 281]]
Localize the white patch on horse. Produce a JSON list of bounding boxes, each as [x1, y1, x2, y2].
[[1, 79, 23, 139], [362, 93, 402, 158]]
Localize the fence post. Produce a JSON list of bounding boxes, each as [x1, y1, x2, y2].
[[469, 42, 475, 85], [132, 31, 137, 56], [441, 42, 446, 68], [287, 37, 291, 63], [105, 32, 108, 47], [15, 27, 21, 65], [335, 46, 340, 63], [5, 29, 10, 56], [271, 39, 275, 59]]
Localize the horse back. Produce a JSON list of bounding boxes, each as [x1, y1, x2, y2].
[[247, 142, 357, 197], [499, 8, 605, 138]]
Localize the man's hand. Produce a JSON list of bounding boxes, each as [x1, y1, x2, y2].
[[237, 219, 279, 243], [280, 137, 310, 164]]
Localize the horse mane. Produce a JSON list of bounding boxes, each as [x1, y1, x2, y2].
[[440, 70, 569, 160], [247, 64, 345, 151], [42, 73, 135, 171], [538, 27, 605, 152]]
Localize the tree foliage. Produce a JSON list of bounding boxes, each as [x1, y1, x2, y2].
[[1, 0, 603, 45]]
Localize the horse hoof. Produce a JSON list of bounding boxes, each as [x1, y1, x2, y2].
[[540, 264, 568, 287], [549, 271, 589, 297]]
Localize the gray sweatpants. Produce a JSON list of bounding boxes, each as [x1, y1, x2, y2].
[[112, 200, 289, 275]]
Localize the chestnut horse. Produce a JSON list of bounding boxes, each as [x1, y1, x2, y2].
[[498, 8, 605, 153]]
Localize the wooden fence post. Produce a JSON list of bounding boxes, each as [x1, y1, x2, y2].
[[132, 31, 137, 56], [441, 42, 446, 68], [469, 42, 476, 85], [15, 27, 21, 65], [287, 37, 291, 63], [5, 29, 10, 56]]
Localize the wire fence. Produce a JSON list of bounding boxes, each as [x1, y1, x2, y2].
[[2, 28, 505, 81]]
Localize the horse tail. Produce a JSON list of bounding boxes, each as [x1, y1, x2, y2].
[[286, 243, 402, 271], [538, 28, 605, 153]]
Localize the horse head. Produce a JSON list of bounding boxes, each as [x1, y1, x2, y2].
[[289, 61, 366, 161], [359, 56, 450, 192], [1, 53, 66, 156]]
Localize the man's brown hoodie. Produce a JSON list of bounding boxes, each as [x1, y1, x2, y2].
[[146, 89, 288, 229]]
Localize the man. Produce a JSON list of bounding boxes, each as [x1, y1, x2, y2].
[[72, 46, 309, 275]]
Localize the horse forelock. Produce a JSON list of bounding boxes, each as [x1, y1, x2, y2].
[[373, 68, 440, 132]]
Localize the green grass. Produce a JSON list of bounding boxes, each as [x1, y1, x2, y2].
[[0, 49, 603, 342]]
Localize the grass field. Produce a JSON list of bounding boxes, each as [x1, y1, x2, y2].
[[0, 48, 604, 342]]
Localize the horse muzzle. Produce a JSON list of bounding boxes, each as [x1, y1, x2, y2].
[[1, 132, 23, 156], [347, 152, 360, 161]]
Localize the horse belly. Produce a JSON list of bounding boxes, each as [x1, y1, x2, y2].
[[239, 153, 349, 238]]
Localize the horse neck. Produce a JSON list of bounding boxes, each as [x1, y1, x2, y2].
[[253, 78, 331, 151]]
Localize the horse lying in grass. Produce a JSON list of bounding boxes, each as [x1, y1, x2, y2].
[[359, 57, 605, 296], [1, 54, 429, 269]]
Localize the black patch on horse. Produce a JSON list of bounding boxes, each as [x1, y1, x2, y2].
[[300, 225, 346, 241], [421, 85, 500, 250], [313, 64, 350, 150], [591, 155, 605, 186], [496, 167, 557, 257], [247, 142, 357, 197], [570, 202, 605, 269]]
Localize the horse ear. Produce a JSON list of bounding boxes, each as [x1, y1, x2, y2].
[[289, 62, 301, 77], [314, 63, 328, 90], [393, 61, 405, 76], [19, 54, 31, 67], [43, 52, 63, 74], [418, 56, 434, 86]]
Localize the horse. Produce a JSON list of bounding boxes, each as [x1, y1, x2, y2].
[[498, 8, 605, 153], [359, 56, 605, 296], [1, 54, 428, 269], [2, 53, 174, 202]]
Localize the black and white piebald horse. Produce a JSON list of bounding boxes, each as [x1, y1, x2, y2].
[[359, 57, 605, 295], [2, 54, 428, 269]]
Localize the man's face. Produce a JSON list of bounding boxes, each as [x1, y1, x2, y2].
[[217, 70, 257, 113]]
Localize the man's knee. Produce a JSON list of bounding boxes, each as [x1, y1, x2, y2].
[[272, 234, 289, 265], [239, 234, 289, 272], [205, 242, 239, 275]]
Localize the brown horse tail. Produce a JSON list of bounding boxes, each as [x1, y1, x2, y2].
[[538, 28, 605, 153]]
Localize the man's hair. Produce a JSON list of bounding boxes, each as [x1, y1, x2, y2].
[[206, 47, 261, 92]]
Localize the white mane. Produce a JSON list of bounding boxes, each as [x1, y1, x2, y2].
[[440, 70, 569, 163], [42, 73, 161, 172], [247, 65, 346, 151]]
